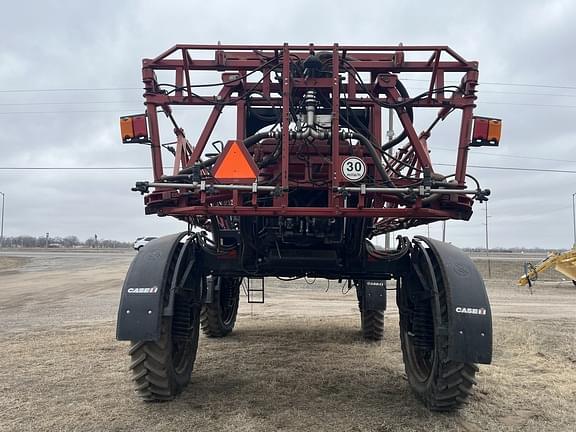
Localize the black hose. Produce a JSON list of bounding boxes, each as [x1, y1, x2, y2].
[[381, 79, 413, 152], [258, 138, 282, 168], [179, 131, 394, 191], [349, 132, 395, 188]]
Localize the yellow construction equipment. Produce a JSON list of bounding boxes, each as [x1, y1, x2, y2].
[[518, 248, 576, 287]]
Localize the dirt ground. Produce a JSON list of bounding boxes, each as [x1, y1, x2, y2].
[[0, 250, 575, 431]]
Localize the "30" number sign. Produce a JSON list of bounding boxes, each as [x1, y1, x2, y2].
[[341, 156, 367, 182]]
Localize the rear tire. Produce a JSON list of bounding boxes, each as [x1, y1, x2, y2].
[[200, 277, 240, 338], [357, 284, 384, 341], [360, 309, 385, 341]]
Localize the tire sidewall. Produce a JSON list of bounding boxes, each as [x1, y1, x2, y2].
[[165, 307, 200, 393], [400, 325, 440, 395], [216, 278, 240, 331]]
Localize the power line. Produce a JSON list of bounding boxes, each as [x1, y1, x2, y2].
[[0, 109, 137, 115], [0, 167, 152, 170], [4, 87, 576, 108], [409, 85, 576, 98], [1, 77, 576, 95], [475, 89, 576, 98], [1, 98, 574, 112], [402, 78, 576, 91], [0, 100, 140, 106], [1, 88, 575, 109], [434, 147, 576, 164], [0, 87, 141, 93], [519, 205, 572, 216], [436, 163, 576, 174], [1, 164, 575, 174], [1, 85, 576, 113], [482, 81, 576, 90], [479, 101, 576, 109], [0, 107, 212, 115], [3, 99, 576, 115]]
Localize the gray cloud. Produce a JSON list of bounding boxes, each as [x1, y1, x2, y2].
[[1, 0, 575, 248]]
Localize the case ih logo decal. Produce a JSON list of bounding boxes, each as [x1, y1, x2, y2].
[[127, 286, 159, 294], [455, 306, 487, 315]]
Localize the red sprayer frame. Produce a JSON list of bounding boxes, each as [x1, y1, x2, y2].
[[129, 44, 496, 235]]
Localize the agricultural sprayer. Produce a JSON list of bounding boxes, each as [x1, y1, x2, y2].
[[116, 43, 501, 411]]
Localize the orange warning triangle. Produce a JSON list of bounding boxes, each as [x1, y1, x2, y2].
[[213, 140, 259, 183]]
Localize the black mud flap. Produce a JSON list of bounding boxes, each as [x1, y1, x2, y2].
[[362, 280, 387, 310], [116, 232, 188, 341], [415, 236, 492, 364]]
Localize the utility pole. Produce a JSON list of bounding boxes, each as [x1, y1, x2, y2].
[[45, 232, 49, 249], [572, 192, 576, 249], [442, 220, 446, 242], [485, 201, 491, 278], [0, 191, 4, 249]]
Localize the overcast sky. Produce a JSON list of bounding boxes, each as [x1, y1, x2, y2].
[[1, 0, 575, 249]]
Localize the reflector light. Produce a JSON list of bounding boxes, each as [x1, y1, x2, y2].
[[132, 115, 148, 138], [120, 114, 149, 143], [213, 140, 259, 183], [470, 116, 501, 147], [487, 119, 501, 143], [120, 117, 134, 142]]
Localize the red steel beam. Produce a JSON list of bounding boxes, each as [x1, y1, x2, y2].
[[161, 206, 456, 218], [188, 86, 233, 165], [281, 44, 290, 194], [146, 59, 475, 73], [330, 44, 340, 207]]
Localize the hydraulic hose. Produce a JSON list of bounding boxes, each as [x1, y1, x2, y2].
[[346, 131, 395, 188], [381, 79, 413, 152], [179, 129, 396, 192]]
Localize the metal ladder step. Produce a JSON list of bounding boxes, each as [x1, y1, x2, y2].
[[247, 277, 264, 304]]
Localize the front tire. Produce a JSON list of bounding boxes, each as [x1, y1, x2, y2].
[[129, 305, 200, 401], [400, 324, 478, 411], [127, 238, 201, 402], [399, 250, 478, 411], [200, 276, 240, 338]]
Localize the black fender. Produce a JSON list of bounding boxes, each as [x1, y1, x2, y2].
[[116, 232, 196, 341], [414, 236, 492, 364]]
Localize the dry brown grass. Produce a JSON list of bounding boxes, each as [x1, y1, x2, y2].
[[0, 314, 575, 432], [1, 252, 575, 431]]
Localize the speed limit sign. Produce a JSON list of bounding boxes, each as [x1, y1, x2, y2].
[[341, 156, 367, 182]]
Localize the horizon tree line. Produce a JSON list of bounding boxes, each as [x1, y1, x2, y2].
[[0, 235, 131, 248]]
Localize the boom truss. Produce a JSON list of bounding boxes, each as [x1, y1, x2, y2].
[[122, 44, 499, 235]]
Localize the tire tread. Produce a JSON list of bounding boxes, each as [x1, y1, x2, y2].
[[361, 309, 385, 341], [129, 338, 174, 402], [426, 362, 478, 411]]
